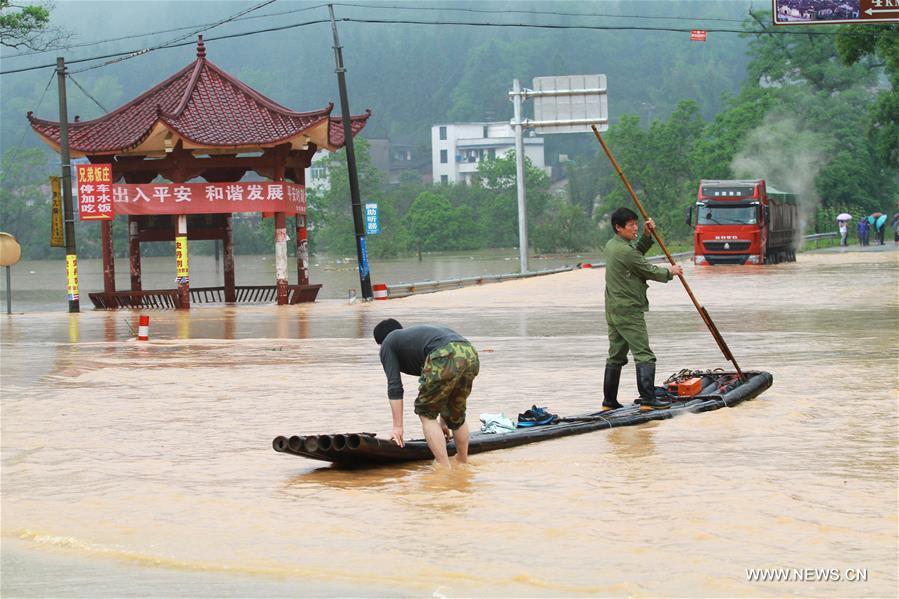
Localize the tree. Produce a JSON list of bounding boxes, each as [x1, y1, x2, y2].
[[475, 151, 553, 246], [405, 191, 456, 258], [0, 148, 54, 259], [595, 101, 706, 242], [836, 24, 899, 168], [311, 140, 383, 257], [0, 0, 68, 50], [531, 197, 599, 253]]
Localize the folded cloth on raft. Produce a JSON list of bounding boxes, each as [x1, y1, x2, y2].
[[480, 412, 517, 434]]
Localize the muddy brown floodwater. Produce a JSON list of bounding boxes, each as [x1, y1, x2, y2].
[[1, 248, 896, 597]]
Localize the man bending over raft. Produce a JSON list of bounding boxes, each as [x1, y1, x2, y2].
[[602, 208, 683, 412], [374, 319, 480, 467]]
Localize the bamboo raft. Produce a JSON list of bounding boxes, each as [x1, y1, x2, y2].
[[273, 370, 773, 466]]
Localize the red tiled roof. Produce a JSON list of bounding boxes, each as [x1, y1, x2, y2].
[[29, 37, 370, 155]]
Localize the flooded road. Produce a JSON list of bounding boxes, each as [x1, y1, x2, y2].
[[1, 248, 897, 597], [0, 248, 589, 313]]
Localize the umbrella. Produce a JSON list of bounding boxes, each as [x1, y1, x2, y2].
[[876, 214, 887, 229], [871, 212, 883, 218], [836, 212, 852, 221]]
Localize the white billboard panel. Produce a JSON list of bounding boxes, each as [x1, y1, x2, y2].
[[532, 74, 608, 134]]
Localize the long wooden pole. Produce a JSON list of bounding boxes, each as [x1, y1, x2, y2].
[[591, 124, 745, 380]]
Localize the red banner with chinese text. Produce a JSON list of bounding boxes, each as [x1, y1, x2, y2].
[[77, 163, 114, 221], [111, 182, 306, 216]]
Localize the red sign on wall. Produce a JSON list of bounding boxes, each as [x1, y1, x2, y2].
[[76, 163, 113, 221], [690, 30, 707, 42], [111, 182, 307, 216]]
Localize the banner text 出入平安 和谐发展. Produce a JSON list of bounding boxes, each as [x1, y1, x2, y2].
[[109, 182, 307, 216]]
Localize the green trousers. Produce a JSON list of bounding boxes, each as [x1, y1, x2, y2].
[[606, 311, 656, 365]]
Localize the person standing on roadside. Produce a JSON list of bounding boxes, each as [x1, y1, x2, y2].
[[602, 207, 683, 412], [857, 218, 869, 246], [838, 219, 849, 246]]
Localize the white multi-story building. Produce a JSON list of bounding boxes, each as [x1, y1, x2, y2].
[[305, 151, 331, 192], [431, 122, 547, 185]]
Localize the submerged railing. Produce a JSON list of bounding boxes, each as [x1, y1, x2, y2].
[[88, 284, 321, 309]]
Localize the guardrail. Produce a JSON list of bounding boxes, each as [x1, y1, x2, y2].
[[380, 233, 838, 301], [384, 251, 693, 299], [803, 231, 839, 247], [385, 266, 575, 299]]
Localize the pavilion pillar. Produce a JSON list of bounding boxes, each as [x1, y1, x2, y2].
[[223, 215, 236, 302], [273, 149, 289, 305], [296, 214, 309, 286], [101, 220, 116, 293], [274, 212, 288, 305], [128, 216, 142, 291], [176, 215, 190, 309]]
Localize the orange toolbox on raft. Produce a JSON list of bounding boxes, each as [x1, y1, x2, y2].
[[667, 377, 704, 397]]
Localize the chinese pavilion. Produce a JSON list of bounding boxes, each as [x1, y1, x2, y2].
[[29, 36, 369, 309]]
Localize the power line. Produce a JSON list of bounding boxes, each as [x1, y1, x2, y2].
[[338, 15, 862, 36], [3, 0, 746, 60], [2, 71, 54, 165], [334, 2, 749, 23], [4, 2, 331, 59], [69, 0, 281, 74], [0, 14, 874, 77], [68, 74, 108, 114], [0, 18, 332, 75]]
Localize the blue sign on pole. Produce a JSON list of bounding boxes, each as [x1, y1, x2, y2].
[[365, 202, 380, 235], [358, 236, 370, 279]]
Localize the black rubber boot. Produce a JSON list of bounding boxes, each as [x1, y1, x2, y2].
[[637, 362, 669, 410], [602, 363, 623, 410]]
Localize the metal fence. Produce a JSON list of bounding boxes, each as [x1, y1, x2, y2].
[[384, 251, 693, 299], [380, 233, 843, 300]]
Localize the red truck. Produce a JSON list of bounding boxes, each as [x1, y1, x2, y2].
[[687, 179, 799, 265]]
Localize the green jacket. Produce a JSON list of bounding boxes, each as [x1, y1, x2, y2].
[[604, 232, 672, 316]]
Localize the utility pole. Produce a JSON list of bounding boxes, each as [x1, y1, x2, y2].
[[328, 3, 372, 300], [56, 56, 79, 313], [510, 78, 529, 273]]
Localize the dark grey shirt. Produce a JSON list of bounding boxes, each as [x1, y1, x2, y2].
[[379, 325, 467, 399]]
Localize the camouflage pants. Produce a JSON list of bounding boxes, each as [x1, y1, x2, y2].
[[415, 341, 480, 430]]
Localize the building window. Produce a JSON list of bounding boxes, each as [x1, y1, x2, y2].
[[483, 125, 489, 138], [488, 148, 496, 160], [440, 149, 447, 164], [439, 126, 447, 141], [441, 175, 448, 183]]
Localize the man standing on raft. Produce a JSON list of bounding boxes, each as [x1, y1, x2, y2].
[[602, 208, 683, 411], [374, 319, 480, 467]]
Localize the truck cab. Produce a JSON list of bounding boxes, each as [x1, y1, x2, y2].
[[688, 180, 766, 265], [687, 179, 797, 265]]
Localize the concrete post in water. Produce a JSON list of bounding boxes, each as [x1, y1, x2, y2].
[[101, 220, 116, 294], [296, 215, 309, 287], [511, 78, 530, 273], [275, 212, 288, 305], [56, 57, 79, 312], [223, 215, 236, 302], [328, 4, 373, 300], [175, 215, 189, 309], [128, 216, 142, 292]]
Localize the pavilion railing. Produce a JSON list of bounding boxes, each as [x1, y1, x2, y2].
[[88, 284, 321, 309]]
